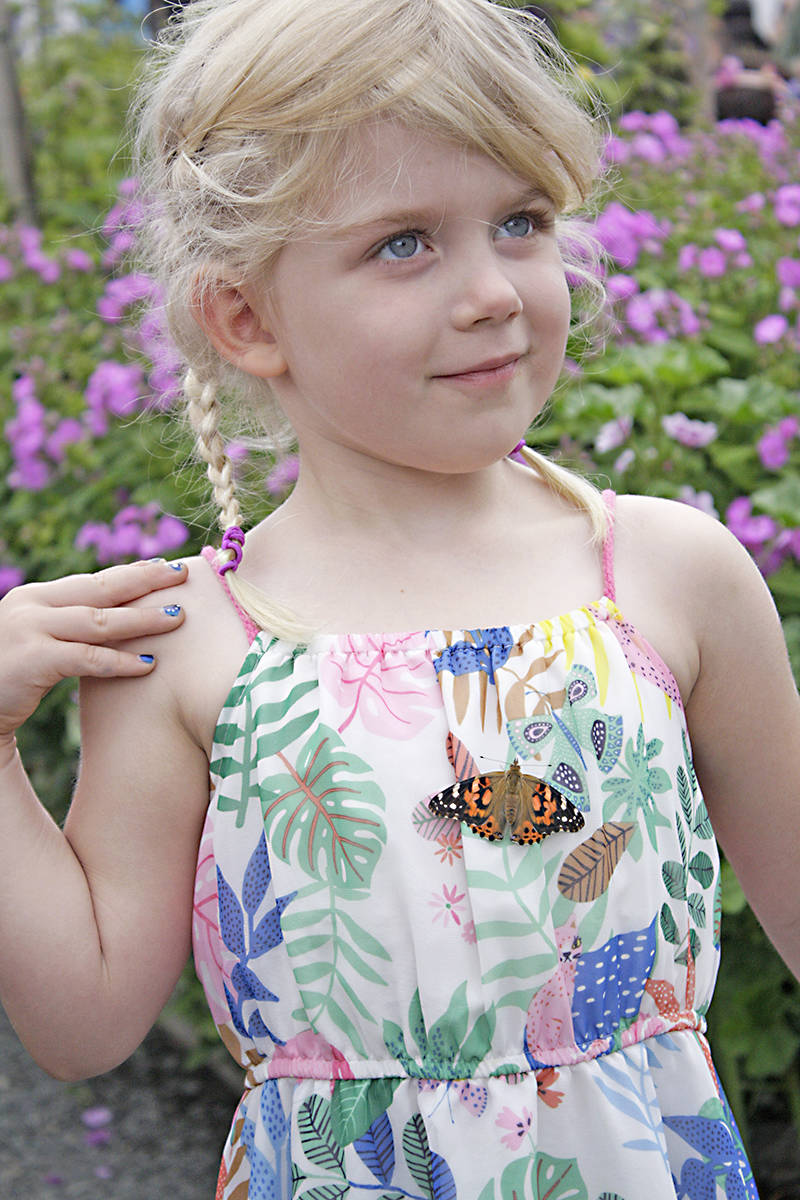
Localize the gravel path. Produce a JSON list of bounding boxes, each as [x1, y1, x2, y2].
[[0, 1003, 236, 1199]]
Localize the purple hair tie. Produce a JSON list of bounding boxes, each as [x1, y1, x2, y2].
[[508, 440, 528, 464], [218, 526, 245, 575]]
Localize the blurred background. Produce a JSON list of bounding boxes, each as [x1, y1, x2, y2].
[[1, 1, 799, 1196]]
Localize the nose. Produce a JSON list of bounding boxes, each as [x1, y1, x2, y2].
[[449, 251, 523, 329]]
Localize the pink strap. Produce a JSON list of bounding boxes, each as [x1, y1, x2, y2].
[[600, 489, 616, 602], [201, 546, 261, 644]]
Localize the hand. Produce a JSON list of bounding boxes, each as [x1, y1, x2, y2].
[[0, 560, 189, 740]]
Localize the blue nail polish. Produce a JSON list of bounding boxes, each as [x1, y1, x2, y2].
[[163, 604, 181, 617], [168, 561, 185, 571], [139, 654, 155, 664]]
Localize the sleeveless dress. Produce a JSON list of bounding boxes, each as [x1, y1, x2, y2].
[[193, 493, 758, 1200]]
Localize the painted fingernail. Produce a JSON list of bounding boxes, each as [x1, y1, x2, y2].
[[139, 654, 155, 664], [168, 562, 185, 571], [149, 557, 165, 563], [163, 604, 181, 617]]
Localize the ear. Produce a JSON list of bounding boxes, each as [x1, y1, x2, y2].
[[191, 274, 288, 379]]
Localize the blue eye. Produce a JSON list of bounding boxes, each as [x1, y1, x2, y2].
[[377, 233, 423, 261], [498, 214, 534, 239]]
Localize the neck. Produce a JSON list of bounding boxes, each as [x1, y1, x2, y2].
[[274, 443, 522, 551]]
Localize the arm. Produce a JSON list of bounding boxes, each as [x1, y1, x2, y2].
[[0, 560, 207, 1079], [684, 521, 800, 980], [615, 496, 800, 979]]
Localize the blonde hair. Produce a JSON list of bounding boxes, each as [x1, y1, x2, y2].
[[134, 0, 609, 638]]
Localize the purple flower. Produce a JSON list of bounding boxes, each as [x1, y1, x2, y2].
[[737, 192, 765, 214], [76, 507, 188, 565], [45, 417, 85, 463], [725, 497, 778, 550], [678, 487, 719, 518], [661, 412, 718, 448], [266, 455, 299, 496], [85, 360, 145, 430], [678, 244, 697, 272], [777, 257, 800, 288], [0, 255, 12, 282], [81, 1106, 113, 1129], [758, 427, 790, 470], [775, 184, 800, 227], [606, 274, 639, 301], [0, 566, 24, 597], [697, 247, 727, 278], [65, 248, 94, 272], [754, 314, 789, 344], [714, 228, 747, 253], [595, 417, 633, 454], [779, 416, 799, 439], [614, 448, 635, 473]]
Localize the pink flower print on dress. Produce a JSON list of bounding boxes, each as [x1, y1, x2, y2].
[[429, 882, 467, 926], [319, 633, 441, 739], [434, 828, 463, 866], [268, 1030, 354, 1081], [535, 1067, 564, 1109], [496, 1105, 534, 1150]]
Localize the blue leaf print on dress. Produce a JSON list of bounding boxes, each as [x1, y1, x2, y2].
[[668, 1114, 754, 1200], [434, 627, 514, 686], [354, 1112, 395, 1185], [571, 918, 657, 1048], [217, 831, 296, 1047]]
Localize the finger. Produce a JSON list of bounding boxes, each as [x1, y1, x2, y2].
[[42, 602, 186, 646], [29, 559, 188, 609], [50, 641, 164, 681]]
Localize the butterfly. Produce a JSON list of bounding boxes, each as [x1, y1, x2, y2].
[[428, 759, 584, 845]]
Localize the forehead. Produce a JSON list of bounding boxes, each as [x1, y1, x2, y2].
[[316, 121, 543, 232]]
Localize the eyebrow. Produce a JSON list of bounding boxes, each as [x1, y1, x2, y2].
[[332, 186, 554, 240]]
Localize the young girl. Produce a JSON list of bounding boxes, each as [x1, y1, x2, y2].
[[1, 1, 798, 1196]]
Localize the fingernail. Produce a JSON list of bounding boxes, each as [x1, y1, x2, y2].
[[149, 557, 165, 563], [139, 654, 155, 664], [162, 604, 181, 617], [168, 562, 185, 571]]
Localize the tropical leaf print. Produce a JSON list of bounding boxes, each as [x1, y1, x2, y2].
[[482, 1153, 589, 1200], [282, 883, 390, 1056], [216, 831, 295, 1046], [331, 1079, 402, 1148], [383, 983, 495, 1079], [258, 724, 387, 891], [557, 821, 635, 902], [298, 1094, 345, 1175], [318, 633, 441, 740], [402, 1114, 457, 1200], [601, 726, 671, 851]]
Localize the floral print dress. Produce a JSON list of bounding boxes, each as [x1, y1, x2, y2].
[[193, 493, 757, 1200]]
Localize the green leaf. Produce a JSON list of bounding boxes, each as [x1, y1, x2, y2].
[[335, 909, 392, 960], [692, 799, 714, 840], [481, 952, 558, 984], [752, 475, 800, 526], [336, 938, 390, 986], [662, 861, 687, 900], [329, 1078, 401, 1146], [660, 902, 679, 945], [688, 851, 715, 889], [297, 1094, 345, 1175], [402, 1114, 434, 1198], [688, 892, 707, 928], [259, 725, 387, 890], [532, 1153, 588, 1200], [677, 766, 692, 827], [292, 961, 333, 985]]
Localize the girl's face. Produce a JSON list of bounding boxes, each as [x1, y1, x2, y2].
[[241, 123, 571, 475]]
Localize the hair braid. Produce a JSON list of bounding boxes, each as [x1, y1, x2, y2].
[[184, 368, 243, 559]]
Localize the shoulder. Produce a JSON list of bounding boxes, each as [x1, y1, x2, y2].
[[87, 552, 254, 755], [612, 492, 763, 604], [608, 493, 778, 704]]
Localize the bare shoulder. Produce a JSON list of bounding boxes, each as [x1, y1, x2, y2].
[[99, 552, 254, 753], [609, 493, 780, 704]]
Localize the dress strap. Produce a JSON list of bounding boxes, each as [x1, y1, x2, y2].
[[201, 546, 261, 644], [600, 489, 617, 602]]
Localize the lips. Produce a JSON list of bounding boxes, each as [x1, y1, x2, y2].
[[434, 352, 525, 380]]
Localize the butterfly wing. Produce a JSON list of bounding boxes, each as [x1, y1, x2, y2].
[[512, 774, 585, 846], [428, 773, 506, 841]]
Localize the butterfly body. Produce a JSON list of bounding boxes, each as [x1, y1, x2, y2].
[[428, 760, 584, 845]]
